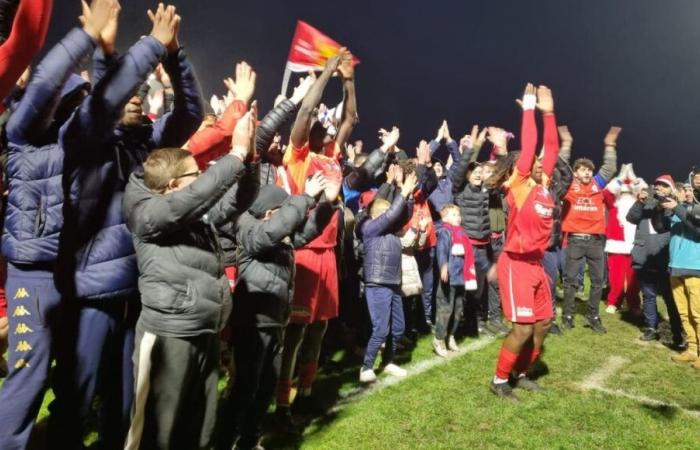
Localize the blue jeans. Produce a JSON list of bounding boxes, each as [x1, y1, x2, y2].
[[639, 269, 683, 340], [363, 285, 405, 370], [0, 266, 61, 450]]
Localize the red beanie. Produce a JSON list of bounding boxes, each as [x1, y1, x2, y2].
[[654, 175, 675, 190]]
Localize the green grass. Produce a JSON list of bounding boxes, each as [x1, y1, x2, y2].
[[4, 291, 700, 449]]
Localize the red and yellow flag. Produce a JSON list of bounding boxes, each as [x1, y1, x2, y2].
[[287, 21, 360, 72]]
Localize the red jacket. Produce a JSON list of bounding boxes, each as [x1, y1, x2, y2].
[[187, 99, 247, 169]]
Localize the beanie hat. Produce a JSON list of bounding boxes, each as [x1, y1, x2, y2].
[[248, 185, 289, 218], [654, 174, 675, 190]]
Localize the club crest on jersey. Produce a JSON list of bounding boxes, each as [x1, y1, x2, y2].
[[534, 202, 554, 218]]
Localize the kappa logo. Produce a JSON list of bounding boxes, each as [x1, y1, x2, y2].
[[12, 305, 31, 317], [13, 287, 29, 300], [14, 323, 33, 335], [15, 340, 32, 352], [14, 358, 30, 369]]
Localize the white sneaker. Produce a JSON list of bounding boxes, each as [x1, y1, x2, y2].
[[433, 337, 449, 357], [383, 363, 407, 377], [359, 368, 377, 383], [605, 305, 618, 314], [447, 336, 460, 352]]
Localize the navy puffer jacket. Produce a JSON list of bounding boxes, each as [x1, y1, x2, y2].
[[358, 194, 408, 286], [2, 28, 94, 265], [57, 37, 203, 300]]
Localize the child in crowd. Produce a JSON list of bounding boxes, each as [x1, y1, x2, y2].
[[357, 172, 417, 383], [123, 108, 257, 450], [433, 204, 477, 356]]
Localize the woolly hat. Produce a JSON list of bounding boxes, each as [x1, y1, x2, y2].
[[248, 185, 289, 218], [654, 175, 675, 190]]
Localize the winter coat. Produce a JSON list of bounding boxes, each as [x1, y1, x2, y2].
[[662, 204, 700, 272], [2, 28, 92, 265], [123, 155, 247, 337], [626, 198, 670, 272], [235, 195, 332, 325], [358, 194, 409, 286], [57, 38, 203, 300]]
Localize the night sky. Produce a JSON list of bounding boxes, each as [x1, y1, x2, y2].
[[43, 0, 700, 182]]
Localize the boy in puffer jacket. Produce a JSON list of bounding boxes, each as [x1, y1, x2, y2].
[[357, 172, 417, 383], [122, 109, 257, 450], [433, 204, 477, 357], [216, 174, 336, 450]]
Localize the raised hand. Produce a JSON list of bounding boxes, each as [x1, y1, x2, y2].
[[416, 140, 431, 165], [230, 101, 258, 160], [324, 180, 342, 201], [558, 125, 573, 146], [418, 214, 430, 232], [80, 0, 115, 41], [337, 50, 355, 80], [487, 127, 508, 151], [148, 3, 180, 52], [443, 120, 453, 143], [224, 62, 257, 105], [289, 73, 316, 105], [305, 172, 327, 198], [401, 171, 418, 197], [637, 189, 649, 202], [379, 126, 400, 151], [324, 47, 349, 74], [99, 0, 121, 54], [604, 126, 622, 147], [536, 85, 554, 114], [515, 83, 537, 110]]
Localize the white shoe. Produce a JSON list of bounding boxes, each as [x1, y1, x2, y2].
[[383, 363, 407, 377], [433, 337, 449, 357], [359, 368, 377, 383], [447, 336, 460, 352], [605, 305, 618, 314]]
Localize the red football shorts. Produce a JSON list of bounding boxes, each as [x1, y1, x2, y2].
[[497, 251, 553, 324]]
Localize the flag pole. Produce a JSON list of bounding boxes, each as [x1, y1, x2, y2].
[[280, 63, 292, 97]]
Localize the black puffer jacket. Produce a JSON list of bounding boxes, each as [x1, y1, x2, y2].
[[451, 152, 490, 240], [123, 155, 247, 338], [214, 162, 260, 266], [626, 198, 671, 272], [235, 195, 333, 325], [549, 156, 574, 248]]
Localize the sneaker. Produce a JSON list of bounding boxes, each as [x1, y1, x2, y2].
[[447, 335, 460, 352], [585, 316, 607, 334], [512, 375, 542, 392], [359, 368, 377, 383], [671, 351, 698, 364], [432, 337, 449, 357], [605, 305, 618, 314], [561, 315, 575, 330], [383, 363, 408, 377], [548, 322, 562, 336], [490, 380, 519, 401], [639, 328, 659, 342]]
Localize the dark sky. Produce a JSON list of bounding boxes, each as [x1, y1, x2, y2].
[[44, 0, 700, 182]]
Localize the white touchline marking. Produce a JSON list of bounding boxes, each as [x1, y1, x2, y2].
[[580, 355, 700, 419], [331, 336, 496, 412]]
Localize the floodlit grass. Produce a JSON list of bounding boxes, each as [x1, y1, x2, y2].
[[3, 290, 700, 449]]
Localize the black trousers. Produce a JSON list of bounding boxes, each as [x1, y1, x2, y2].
[[563, 235, 605, 318]]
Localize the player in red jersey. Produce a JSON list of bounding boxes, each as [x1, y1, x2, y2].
[[485, 83, 560, 400]]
